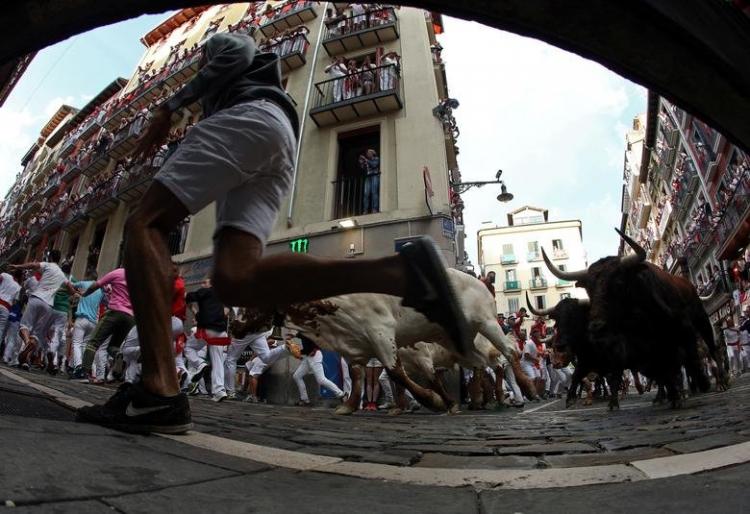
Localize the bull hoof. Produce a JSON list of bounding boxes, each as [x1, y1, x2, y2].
[[565, 399, 576, 409], [334, 404, 355, 416], [448, 404, 461, 415], [608, 402, 620, 411], [387, 407, 404, 416], [583, 398, 593, 406]]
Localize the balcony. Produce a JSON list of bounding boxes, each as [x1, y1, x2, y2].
[[500, 254, 517, 265], [261, 33, 309, 73], [527, 251, 541, 262], [556, 279, 573, 288], [529, 277, 548, 290], [62, 204, 90, 232], [259, 0, 318, 37], [715, 171, 750, 258], [85, 177, 121, 219], [116, 164, 160, 203], [551, 248, 568, 259], [80, 149, 110, 178], [503, 280, 521, 292], [331, 174, 379, 220], [162, 51, 202, 90], [41, 175, 61, 198], [322, 7, 399, 56], [108, 119, 145, 161], [310, 63, 402, 127]]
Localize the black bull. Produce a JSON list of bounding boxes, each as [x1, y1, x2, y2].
[[532, 229, 728, 409]]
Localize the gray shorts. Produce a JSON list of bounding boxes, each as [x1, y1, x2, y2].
[[155, 99, 297, 243]]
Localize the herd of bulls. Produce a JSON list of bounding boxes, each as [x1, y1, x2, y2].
[[531, 228, 728, 410], [234, 229, 728, 414]]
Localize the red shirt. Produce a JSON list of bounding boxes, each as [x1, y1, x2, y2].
[[172, 276, 186, 321]]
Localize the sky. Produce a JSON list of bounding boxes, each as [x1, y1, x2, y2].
[[0, 9, 645, 265]]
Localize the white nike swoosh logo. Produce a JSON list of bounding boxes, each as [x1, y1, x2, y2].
[[125, 402, 171, 417]]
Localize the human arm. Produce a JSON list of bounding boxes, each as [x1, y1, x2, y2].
[[8, 262, 41, 272], [82, 282, 102, 297]]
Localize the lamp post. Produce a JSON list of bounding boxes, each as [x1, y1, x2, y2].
[[451, 169, 514, 203]]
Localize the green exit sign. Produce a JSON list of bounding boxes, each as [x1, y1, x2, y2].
[[289, 238, 309, 253]]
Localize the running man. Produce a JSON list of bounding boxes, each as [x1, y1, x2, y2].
[[77, 32, 470, 434]]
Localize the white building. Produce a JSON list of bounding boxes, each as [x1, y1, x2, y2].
[[477, 206, 588, 318]]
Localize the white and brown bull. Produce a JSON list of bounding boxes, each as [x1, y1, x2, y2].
[[272, 268, 524, 414]]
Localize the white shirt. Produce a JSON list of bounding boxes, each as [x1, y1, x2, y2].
[[0, 273, 20, 305], [31, 262, 67, 306], [523, 340, 537, 362]]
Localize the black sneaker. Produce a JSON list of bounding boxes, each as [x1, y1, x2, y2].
[[398, 236, 472, 356], [76, 382, 193, 434]]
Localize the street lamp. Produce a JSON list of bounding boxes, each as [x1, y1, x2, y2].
[[451, 169, 514, 203]]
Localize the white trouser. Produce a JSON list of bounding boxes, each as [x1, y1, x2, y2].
[[71, 317, 96, 368], [93, 337, 111, 380], [502, 360, 523, 403], [520, 360, 540, 380], [223, 331, 281, 393], [47, 310, 68, 363], [121, 332, 141, 384], [741, 345, 750, 371], [293, 351, 344, 402], [2, 320, 20, 364], [727, 345, 742, 374], [377, 368, 393, 402], [0, 305, 10, 351], [341, 358, 352, 397], [184, 330, 227, 396]]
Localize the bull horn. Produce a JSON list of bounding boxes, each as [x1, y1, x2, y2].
[[615, 227, 646, 265], [541, 247, 588, 281], [576, 298, 590, 306], [525, 291, 555, 317]]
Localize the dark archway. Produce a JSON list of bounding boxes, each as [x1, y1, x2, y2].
[[1, 1, 749, 153]]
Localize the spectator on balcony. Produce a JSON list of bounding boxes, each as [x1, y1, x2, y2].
[[325, 7, 346, 36], [362, 148, 380, 213], [379, 52, 400, 91], [351, 2, 367, 31], [344, 60, 361, 99], [360, 56, 376, 95], [291, 26, 309, 53], [324, 57, 347, 103]]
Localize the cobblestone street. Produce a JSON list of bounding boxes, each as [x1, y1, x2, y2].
[[2, 366, 750, 512]]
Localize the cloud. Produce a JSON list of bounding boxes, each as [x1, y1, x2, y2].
[[0, 106, 38, 196], [439, 17, 646, 265]]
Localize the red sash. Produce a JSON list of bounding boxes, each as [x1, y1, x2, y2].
[[174, 333, 187, 354], [195, 328, 231, 346], [0, 299, 10, 310]]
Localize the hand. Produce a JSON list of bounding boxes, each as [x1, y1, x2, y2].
[[131, 107, 171, 162]]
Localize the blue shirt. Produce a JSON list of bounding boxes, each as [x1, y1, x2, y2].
[[74, 280, 104, 324]]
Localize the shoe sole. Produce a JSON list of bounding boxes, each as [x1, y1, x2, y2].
[[82, 420, 194, 435], [401, 238, 472, 356]]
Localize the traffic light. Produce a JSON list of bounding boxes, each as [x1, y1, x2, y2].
[[289, 237, 309, 253]]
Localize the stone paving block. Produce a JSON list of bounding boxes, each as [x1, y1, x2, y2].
[[105, 469, 479, 514], [495, 443, 597, 455], [0, 424, 238, 504], [395, 444, 495, 456], [4, 500, 115, 513], [306, 446, 422, 466], [479, 463, 750, 513], [414, 453, 538, 470], [542, 447, 674, 467], [291, 435, 384, 449], [664, 433, 749, 454]]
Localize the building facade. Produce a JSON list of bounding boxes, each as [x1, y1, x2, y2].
[[619, 93, 750, 332], [0, 2, 462, 287], [477, 206, 588, 319]]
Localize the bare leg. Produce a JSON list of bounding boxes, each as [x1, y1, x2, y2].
[[371, 366, 382, 404], [211, 228, 406, 308], [124, 182, 189, 396], [365, 367, 375, 403], [430, 369, 458, 413]]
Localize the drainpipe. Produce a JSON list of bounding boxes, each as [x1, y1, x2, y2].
[[287, 1, 330, 228]]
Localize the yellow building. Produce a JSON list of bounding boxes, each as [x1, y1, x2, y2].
[[0, 2, 462, 290]]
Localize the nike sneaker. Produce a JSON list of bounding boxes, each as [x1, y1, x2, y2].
[[76, 382, 192, 434]]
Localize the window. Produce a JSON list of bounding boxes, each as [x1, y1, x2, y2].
[[502, 243, 514, 256], [505, 269, 517, 282], [531, 267, 542, 279], [527, 241, 540, 260], [333, 127, 380, 219], [534, 295, 546, 310], [560, 293, 572, 300], [552, 239, 564, 251], [508, 297, 520, 314], [528, 241, 539, 252], [167, 217, 191, 256], [559, 264, 567, 272]]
